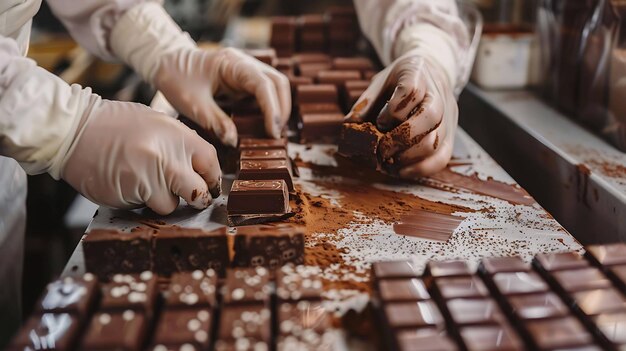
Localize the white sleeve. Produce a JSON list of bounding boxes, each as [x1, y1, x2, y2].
[[353, 0, 477, 95], [45, 0, 158, 61], [0, 35, 99, 179]]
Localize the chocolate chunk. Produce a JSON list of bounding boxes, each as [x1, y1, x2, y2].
[[153, 227, 229, 277], [593, 312, 626, 344], [395, 329, 458, 351], [425, 260, 473, 278], [239, 149, 287, 161], [526, 317, 593, 350], [298, 62, 332, 78], [218, 304, 271, 341], [239, 138, 288, 150], [10, 313, 80, 351], [333, 57, 374, 71], [232, 114, 267, 138], [316, 70, 362, 86], [298, 103, 341, 114], [378, 279, 430, 302], [508, 293, 569, 320], [101, 272, 158, 313], [233, 225, 305, 269], [447, 298, 505, 326], [221, 267, 271, 305], [277, 300, 330, 335], [459, 325, 523, 351], [384, 301, 444, 329], [287, 76, 314, 93], [492, 272, 549, 295], [36, 274, 97, 316], [227, 180, 290, 216], [270, 17, 296, 48], [166, 270, 218, 308], [586, 243, 626, 266], [479, 256, 529, 275], [275, 264, 323, 301], [435, 277, 489, 299], [534, 251, 589, 272], [552, 267, 612, 292], [238, 159, 294, 192], [83, 228, 153, 280], [372, 260, 421, 280], [292, 53, 331, 65], [82, 310, 147, 351], [152, 309, 212, 349], [573, 288, 626, 316], [338, 122, 384, 168], [296, 84, 338, 104], [299, 113, 344, 143]]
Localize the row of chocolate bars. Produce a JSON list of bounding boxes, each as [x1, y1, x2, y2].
[[8, 265, 337, 351], [372, 243, 626, 350]]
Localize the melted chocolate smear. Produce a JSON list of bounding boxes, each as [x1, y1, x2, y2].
[[427, 169, 535, 206], [393, 209, 464, 241]]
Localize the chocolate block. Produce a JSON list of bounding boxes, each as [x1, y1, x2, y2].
[[447, 298, 505, 326], [338, 123, 384, 168], [152, 309, 212, 349], [459, 325, 522, 351], [298, 62, 332, 78], [296, 84, 338, 104], [101, 272, 158, 313], [299, 113, 344, 143], [270, 17, 296, 48], [552, 267, 612, 292], [298, 103, 341, 114], [233, 225, 305, 269], [395, 329, 458, 351], [287, 75, 314, 93], [425, 260, 473, 278], [221, 267, 271, 305], [344, 80, 371, 92], [333, 57, 374, 71], [492, 272, 548, 295], [534, 251, 589, 272], [525, 317, 593, 350], [378, 279, 430, 302], [153, 227, 229, 277], [316, 70, 362, 86], [572, 288, 626, 316], [384, 301, 445, 330], [479, 256, 529, 275], [10, 313, 80, 351], [372, 260, 421, 280], [239, 149, 287, 161], [238, 159, 294, 192], [275, 264, 323, 301], [227, 180, 290, 216], [277, 301, 330, 335], [36, 274, 97, 316], [593, 312, 626, 345], [232, 114, 266, 138], [83, 228, 153, 279], [435, 277, 489, 299], [508, 293, 569, 320], [82, 310, 147, 351], [166, 269, 217, 308], [245, 48, 276, 66], [239, 138, 288, 150], [218, 304, 271, 341], [586, 243, 626, 266]]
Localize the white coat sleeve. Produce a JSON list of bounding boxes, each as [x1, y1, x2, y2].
[[353, 0, 477, 95], [0, 35, 99, 178]]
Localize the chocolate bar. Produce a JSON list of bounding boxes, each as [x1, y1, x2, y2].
[[227, 180, 290, 216], [237, 159, 294, 192], [479, 256, 530, 275], [101, 272, 158, 314], [298, 62, 332, 78], [217, 304, 271, 344], [233, 224, 305, 269], [232, 114, 266, 138], [166, 270, 217, 309], [333, 57, 374, 71], [152, 309, 212, 349], [81, 310, 148, 351], [296, 84, 338, 104], [298, 15, 327, 52], [10, 313, 80, 351], [299, 113, 344, 143], [338, 122, 384, 168], [36, 274, 98, 317], [377, 279, 430, 303], [371, 260, 421, 280], [83, 228, 153, 280], [153, 227, 229, 277], [316, 70, 362, 86], [275, 264, 323, 301], [270, 16, 297, 52], [221, 267, 271, 305], [292, 53, 331, 65], [277, 300, 332, 340], [298, 103, 341, 114], [384, 301, 445, 330], [239, 137, 287, 150]]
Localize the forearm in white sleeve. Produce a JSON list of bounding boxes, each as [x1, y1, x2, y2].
[[0, 36, 99, 179]]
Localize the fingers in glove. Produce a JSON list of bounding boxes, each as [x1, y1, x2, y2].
[[199, 99, 238, 147], [345, 66, 391, 123], [170, 168, 213, 210], [262, 67, 292, 131], [188, 137, 222, 199], [377, 60, 427, 132], [378, 93, 444, 162], [145, 189, 180, 216], [398, 136, 453, 179], [396, 129, 443, 166]]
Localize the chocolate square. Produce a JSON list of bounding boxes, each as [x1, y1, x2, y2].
[[435, 277, 489, 299], [298, 63, 333, 78], [593, 312, 626, 345], [552, 267, 612, 292], [586, 243, 626, 266], [572, 288, 626, 316], [101, 272, 158, 313], [372, 261, 421, 280], [153, 227, 229, 277], [234, 224, 305, 269], [459, 325, 522, 351], [10, 313, 80, 351], [277, 301, 330, 335], [333, 57, 374, 72], [299, 113, 344, 143], [82, 311, 147, 351], [296, 85, 338, 104], [492, 272, 548, 295], [232, 114, 266, 138], [447, 298, 505, 326], [378, 279, 430, 302], [338, 122, 384, 168], [275, 264, 323, 301], [227, 180, 290, 216], [508, 293, 569, 320], [152, 309, 212, 349], [395, 329, 457, 351], [384, 301, 444, 330], [525, 317, 593, 350], [298, 103, 341, 114], [239, 138, 288, 150], [83, 228, 153, 279], [479, 256, 529, 275], [425, 260, 473, 278], [239, 149, 287, 161], [292, 53, 331, 65], [534, 251, 589, 272], [36, 274, 98, 316], [316, 70, 362, 86], [218, 304, 271, 341], [166, 269, 218, 308], [238, 159, 294, 192], [221, 267, 272, 305]]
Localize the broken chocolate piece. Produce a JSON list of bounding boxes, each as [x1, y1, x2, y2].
[[338, 122, 384, 168]]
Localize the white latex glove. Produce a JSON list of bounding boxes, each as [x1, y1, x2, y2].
[[62, 99, 221, 215], [109, 3, 290, 147], [347, 50, 458, 179]]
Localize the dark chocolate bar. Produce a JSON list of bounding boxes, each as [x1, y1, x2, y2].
[[296, 84, 338, 104], [333, 57, 374, 71], [298, 62, 332, 78], [299, 113, 344, 143], [298, 103, 341, 114], [316, 70, 362, 86], [371, 260, 421, 280], [233, 224, 305, 269], [239, 149, 287, 161], [227, 180, 290, 216], [237, 159, 293, 192], [239, 138, 288, 150]]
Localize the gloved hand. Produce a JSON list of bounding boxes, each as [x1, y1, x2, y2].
[[108, 3, 290, 147], [346, 50, 458, 179], [62, 99, 221, 215]]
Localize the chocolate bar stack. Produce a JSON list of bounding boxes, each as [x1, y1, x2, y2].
[[9, 265, 336, 351], [372, 243, 626, 350]]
